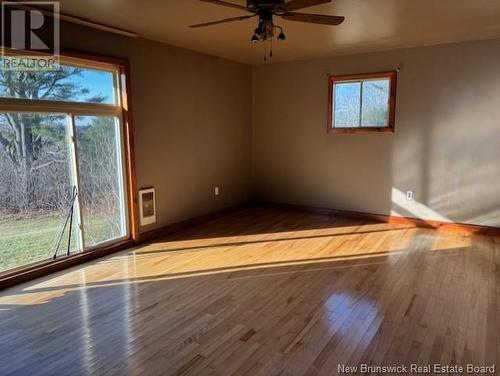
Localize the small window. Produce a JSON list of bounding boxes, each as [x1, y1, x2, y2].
[[328, 71, 397, 134]]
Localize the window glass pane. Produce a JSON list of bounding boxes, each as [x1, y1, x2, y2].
[[0, 62, 116, 104], [361, 79, 390, 127], [75, 116, 126, 247], [334, 82, 361, 128], [0, 113, 79, 273]]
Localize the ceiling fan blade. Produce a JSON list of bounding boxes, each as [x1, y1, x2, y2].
[[278, 0, 332, 11], [190, 15, 255, 28], [199, 0, 250, 12], [280, 12, 345, 25]]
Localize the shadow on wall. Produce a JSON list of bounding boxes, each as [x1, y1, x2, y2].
[[252, 61, 396, 217], [253, 39, 500, 229], [390, 187, 450, 222], [393, 43, 500, 227]]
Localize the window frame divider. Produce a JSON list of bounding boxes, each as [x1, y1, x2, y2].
[[67, 113, 85, 251], [0, 97, 122, 116]]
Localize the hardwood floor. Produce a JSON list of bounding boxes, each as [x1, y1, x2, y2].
[[0, 207, 498, 375]]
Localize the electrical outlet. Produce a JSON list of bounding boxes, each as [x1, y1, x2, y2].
[[406, 191, 414, 201], [214, 187, 219, 196]]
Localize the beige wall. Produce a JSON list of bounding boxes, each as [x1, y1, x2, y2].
[[60, 23, 253, 232], [59, 21, 500, 229], [253, 39, 500, 227]]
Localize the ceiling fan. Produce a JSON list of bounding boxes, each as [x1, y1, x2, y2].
[[190, 0, 344, 43]]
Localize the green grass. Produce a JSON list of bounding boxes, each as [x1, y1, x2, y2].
[[0, 213, 121, 273], [0, 215, 65, 273]]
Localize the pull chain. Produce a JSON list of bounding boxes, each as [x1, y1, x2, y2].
[[264, 39, 273, 62]]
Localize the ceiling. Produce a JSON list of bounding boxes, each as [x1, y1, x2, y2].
[[58, 0, 500, 65]]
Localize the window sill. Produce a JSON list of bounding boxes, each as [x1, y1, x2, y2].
[[327, 126, 394, 134]]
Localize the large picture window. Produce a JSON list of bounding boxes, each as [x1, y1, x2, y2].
[[328, 71, 397, 134], [0, 52, 132, 274]]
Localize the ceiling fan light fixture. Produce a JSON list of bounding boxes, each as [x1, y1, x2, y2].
[[191, 0, 344, 49]]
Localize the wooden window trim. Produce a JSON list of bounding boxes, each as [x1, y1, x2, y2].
[[327, 71, 397, 134], [0, 48, 139, 282]]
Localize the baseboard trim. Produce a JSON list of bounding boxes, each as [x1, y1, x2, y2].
[[0, 202, 250, 290], [253, 201, 500, 236]]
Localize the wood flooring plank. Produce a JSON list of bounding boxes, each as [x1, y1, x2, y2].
[[0, 207, 499, 375]]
